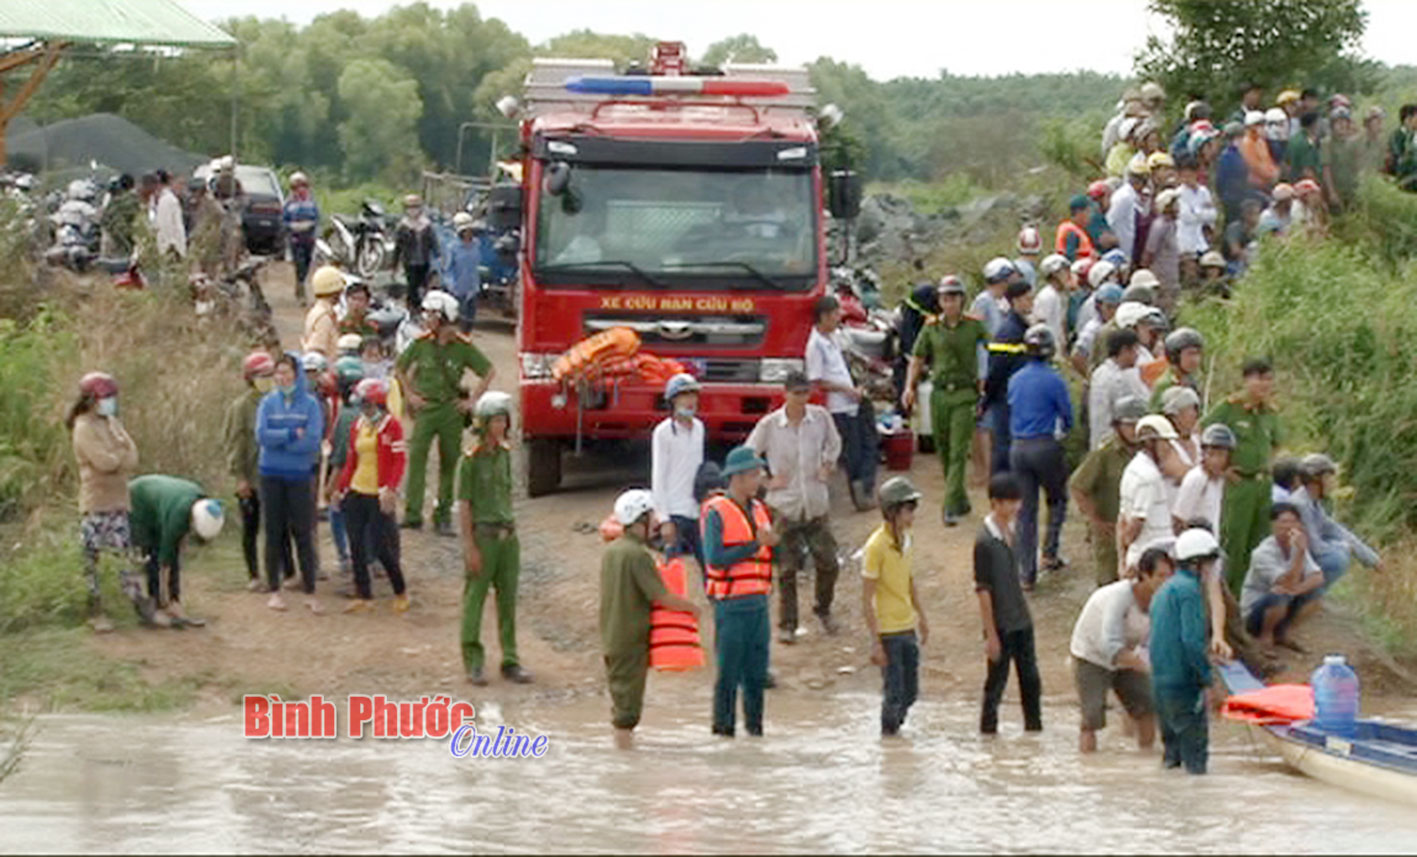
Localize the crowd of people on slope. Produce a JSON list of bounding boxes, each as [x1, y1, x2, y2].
[[67, 80, 1399, 770]]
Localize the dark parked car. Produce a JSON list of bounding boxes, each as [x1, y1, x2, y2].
[[194, 163, 286, 256]]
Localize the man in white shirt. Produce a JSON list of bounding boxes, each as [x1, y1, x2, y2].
[[806, 295, 876, 510], [1033, 254, 1070, 349], [1242, 503, 1325, 652], [154, 171, 187, 259], [1088, 328, 1148, 451], [1172, 423, 1234, 534], [1176, 157, 1218, 260], [746, 371, 844, 642], [1070, 545, 1173, 753], [1118, 416, 1181, 576], [650, 373, 705, 568], [1106, 159, 1149, 262]]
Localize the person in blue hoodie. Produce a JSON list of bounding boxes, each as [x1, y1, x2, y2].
[[1150, 528, 1220, 775], [445, 213, 483, 332], [256, 352, 325, 613]]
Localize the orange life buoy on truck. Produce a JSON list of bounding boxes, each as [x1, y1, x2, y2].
[[552, 327, 640, 382], [650, 556, 704, 672]]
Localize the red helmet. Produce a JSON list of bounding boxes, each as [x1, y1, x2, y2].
[[1016, 226, 1043, 254], [242, 351, 276, 380], [355, 377, 387, 407], [79, 372, 118, 399], [1086, 180, 1110, 200]]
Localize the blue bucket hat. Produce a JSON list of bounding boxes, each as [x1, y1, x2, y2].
[[721, 445, 767, 477]]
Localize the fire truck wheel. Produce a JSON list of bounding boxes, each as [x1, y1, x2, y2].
[[526, 438, 562, 497]]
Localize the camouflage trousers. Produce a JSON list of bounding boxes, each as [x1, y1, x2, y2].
[[772, 514, 840, 631]]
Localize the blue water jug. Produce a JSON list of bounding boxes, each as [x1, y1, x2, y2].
[[1311, 653, 1360, 737]]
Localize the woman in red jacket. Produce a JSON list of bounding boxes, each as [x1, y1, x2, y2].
[[334, 378, 410, 613]]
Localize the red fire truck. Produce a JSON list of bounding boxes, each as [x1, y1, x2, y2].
[[496, 42, 855, 495]]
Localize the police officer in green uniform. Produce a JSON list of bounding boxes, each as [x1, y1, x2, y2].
[[1069, 395, 1146, 585], [395, 290, 493, 535], [901, 276, 988, 526], [1203, 357, 1283, 594], [1150, 327, 1205, 412], [457, 391, 531, 686]]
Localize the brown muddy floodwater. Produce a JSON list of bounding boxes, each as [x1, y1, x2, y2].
[[4, 689, 1417, 854]]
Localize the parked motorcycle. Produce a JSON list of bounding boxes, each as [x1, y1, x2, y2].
[[327, 199, 390, 278]]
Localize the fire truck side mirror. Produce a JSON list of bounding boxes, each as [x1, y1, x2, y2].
[[545, 161, 572, 196], [828, 170, 861, 220]]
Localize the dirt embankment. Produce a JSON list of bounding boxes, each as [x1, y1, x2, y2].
[[86, 262, 1415, 720]]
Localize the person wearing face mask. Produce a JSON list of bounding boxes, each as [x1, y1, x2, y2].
[[651, 373, 706, 570], [68, 372, 151, 631], [224, 351, 291, 591], [255, 352, 325, 613], [333, 378, 409, 614], [395, 291, 494, 535]]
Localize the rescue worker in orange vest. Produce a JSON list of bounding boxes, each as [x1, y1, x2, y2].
[[1056, 195, 1097, 262], [702, 445, 778, 737], [600, 489, 701, 750]]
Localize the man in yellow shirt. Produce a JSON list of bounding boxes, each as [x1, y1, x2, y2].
[[861, 476, 930, 736]]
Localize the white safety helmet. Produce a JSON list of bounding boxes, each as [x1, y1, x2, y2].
[[1135, 414, 1180, 442], [337, 333, 364, 353], [452, 211, 476, 231], [1039, 253, 1070, 279], [421, 289, 459, 323], [1115, 301, 1150, 329], [1175, 528, 1221, 562], [289, 171, 309, 187], [301, 351, 328, 373], [1087, 259, 1118, 289], [474, 390, 513, 422], [982, 257, 1016, 284], [1016, 226, 1043, 254], [190, 498, 225, 541], [613, 489, 656, 526]]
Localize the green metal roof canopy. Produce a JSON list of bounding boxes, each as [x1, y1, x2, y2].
[[0, 0, 235, 47]]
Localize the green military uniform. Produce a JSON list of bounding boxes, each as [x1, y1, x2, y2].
[[912, 313, 988, 517], [1068, 434, 1135, 585], [457, 441, 520, 673], [1149, 368, 1197, 413], [338, 315, 379, 340], [599, 529, 669, 730], [1204, 394, 1283, 594], [397, 331, 491, 527]]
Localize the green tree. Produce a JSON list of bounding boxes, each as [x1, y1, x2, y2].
[[336, 58, 423, 183], [700, 34, 777, 67], [1136, 0, 1373, 116]]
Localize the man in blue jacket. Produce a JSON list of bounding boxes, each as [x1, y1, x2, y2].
[[1150, 528, 1220, 774], [255, 352, 325, 612], [1007, 324, 1073, 589], [1215, 122, 1251, 223]]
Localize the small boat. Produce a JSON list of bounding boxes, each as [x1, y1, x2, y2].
[[1220, 661, 1417, 805]]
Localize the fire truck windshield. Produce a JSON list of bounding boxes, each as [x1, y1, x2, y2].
[[534, 165, 816, 290]]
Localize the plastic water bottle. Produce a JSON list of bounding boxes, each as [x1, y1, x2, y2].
[[1311, 653, 1360, 737]]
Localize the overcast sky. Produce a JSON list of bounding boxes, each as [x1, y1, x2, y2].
[[183, 0, 1413, 80]]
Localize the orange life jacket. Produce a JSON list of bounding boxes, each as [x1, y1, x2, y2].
[[649, 556, 705, 671], [1055, 220, 1095, 260], [701, 495, 773, 600]]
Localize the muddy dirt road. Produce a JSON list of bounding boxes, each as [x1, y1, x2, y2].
[[85, 262, 1413, 733]]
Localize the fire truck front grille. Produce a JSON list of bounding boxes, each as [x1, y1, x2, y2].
[[701, 358, 760, 383]]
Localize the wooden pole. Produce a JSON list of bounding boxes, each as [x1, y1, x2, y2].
[[0, 41, 67, 166]]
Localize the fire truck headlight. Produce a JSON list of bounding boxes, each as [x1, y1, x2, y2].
[[759, 358, 805, 384], [520, 352, 557, 380]]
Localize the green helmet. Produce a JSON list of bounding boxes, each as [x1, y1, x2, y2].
[[878, 476, 923, 509], [334, 356, 365, 386]]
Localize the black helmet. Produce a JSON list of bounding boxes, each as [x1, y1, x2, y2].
[[1164, 327, 1205, 363], [1023, 323, 1056, 359]]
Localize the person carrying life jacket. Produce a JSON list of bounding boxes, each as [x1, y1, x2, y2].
[[600, 489, 702, 749], [701, 445, 778, 738]]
